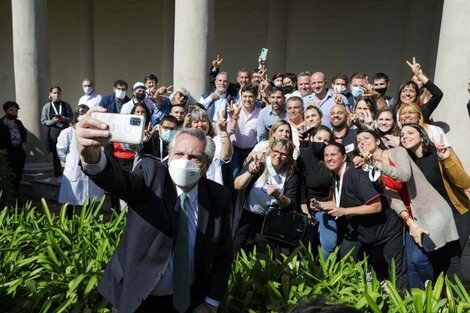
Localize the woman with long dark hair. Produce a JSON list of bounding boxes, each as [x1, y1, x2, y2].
[[355, 128, 458, 288], [400, 124, 470, 283]]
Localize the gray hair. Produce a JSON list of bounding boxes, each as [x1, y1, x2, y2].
[[297, 71, 311, 79], [168, 128, 212, 162]]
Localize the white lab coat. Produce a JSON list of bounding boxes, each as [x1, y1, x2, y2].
[[56, 127, 104, 205]]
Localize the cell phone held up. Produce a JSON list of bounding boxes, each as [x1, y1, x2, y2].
[[91, 112, 145, 144], [260, 48, 268, 61]]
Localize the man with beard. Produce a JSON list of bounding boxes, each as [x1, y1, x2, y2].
[[373, 72, 395, 108], [227, 84, 261, 181], [329, 104, 356, 155], [200, 72, 234, 123], [208, 55, 252, 100], [256, 86, 287, 142]]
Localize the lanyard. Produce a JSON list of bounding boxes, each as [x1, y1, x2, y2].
[[334, 162, 348, 207], [51, 102, 62, 116]]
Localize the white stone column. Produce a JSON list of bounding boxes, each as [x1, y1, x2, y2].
[[433, 0, 470, 172], [160, 0, 174, 85], [433, 0, 470, 282], [266, 0, 288, 74], [79, 0, 95, 82], [11, 0, 50, 165], [173, 0, 214, 99]]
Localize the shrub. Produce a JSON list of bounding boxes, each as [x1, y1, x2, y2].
[[0, 197, 125, 312], [0, 199, 469, 312]]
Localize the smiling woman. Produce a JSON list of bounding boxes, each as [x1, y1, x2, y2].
[[321, 142, 408, 289], [355, 128, 459, 289], [232, 138, 299, 254], [400, 124, 470, 284]]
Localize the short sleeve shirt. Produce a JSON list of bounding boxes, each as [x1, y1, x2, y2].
[[338, 165, 391, 243]]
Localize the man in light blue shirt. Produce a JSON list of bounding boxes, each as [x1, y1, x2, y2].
[[310, 72, 347, 129], [256, 86, 287, 142]]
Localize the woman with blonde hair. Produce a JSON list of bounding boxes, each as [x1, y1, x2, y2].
[[250, 120, 299, 160], [397, 102, 450, 148], [232, 138, 299, 253]]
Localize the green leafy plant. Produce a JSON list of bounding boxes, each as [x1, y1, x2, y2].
[[0, 197, 125, 312]]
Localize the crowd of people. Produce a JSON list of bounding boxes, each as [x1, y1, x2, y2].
[[2, 54, 470, 312]]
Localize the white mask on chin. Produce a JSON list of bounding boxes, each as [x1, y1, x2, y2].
[[168, 158, 201, 188]]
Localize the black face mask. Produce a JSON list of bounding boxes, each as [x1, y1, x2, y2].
[[311, 142, 326, 159], [135, 93, 146, 101], [6, 113, 17, 120], [374, 87, 387, 96]]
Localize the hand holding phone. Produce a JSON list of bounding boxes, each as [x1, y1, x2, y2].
[[260, 48, 268, 62], [91, 112, 145, 144]]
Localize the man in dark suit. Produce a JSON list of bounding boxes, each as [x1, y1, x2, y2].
[[76, 107, 233, 313], [99, 79, 131, 113]]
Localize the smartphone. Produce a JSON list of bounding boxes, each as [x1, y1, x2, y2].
[[421, 233, 436, 253], [260, 48, 269, 61], [91, 112, 145, 144]]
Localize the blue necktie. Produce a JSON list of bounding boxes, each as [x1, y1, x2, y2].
[[173, 193, 191, 313]]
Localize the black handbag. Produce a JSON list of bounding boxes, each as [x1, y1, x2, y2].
[[261, 207, 309, 246]]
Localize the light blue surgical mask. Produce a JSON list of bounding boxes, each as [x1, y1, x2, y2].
[[161, 129, 175, 143], [351, 87, 363, 98]]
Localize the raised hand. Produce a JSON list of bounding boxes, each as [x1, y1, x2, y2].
[[75, 106, 110, 164], [383, 134, 400, 148], [362, 109, 374, 129], [216, 111, 228, 132], [435, 134, 450, 160], [227, 100, 241, 120], [212, 54, 223, 70], [157, 85, 173, 95], [143, 122, 158, 143], [406, 57, 423, 76]]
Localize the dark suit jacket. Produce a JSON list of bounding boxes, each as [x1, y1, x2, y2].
[[99, 94, 131, 113], [90, 155, 233, 313]]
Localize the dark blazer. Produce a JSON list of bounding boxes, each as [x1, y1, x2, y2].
[[89, 155, 233, 313], [99, 94, 131, 113]]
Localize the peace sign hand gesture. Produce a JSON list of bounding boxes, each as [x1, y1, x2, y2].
[[227, 100, 241, 120], [143, 122, 159, 143], [212, 54, 224, 70], [406, 57, 423, 77]]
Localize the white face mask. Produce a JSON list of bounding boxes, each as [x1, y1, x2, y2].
[[77, 115, 84, 122], [333, 85, 346, 94], [115, 89, 126, 100], [168, 158, 201, 188], [265, 156, 278, 177], [83, 86, 93, 95]]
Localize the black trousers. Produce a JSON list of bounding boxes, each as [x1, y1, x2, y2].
[[340, 224, 408, 290], [233, 209, 265, 254], [115, 283, 204, 313]]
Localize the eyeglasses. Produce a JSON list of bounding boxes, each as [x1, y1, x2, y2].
[[271, 150, 288, 158], [83, 84, 92, 87]]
